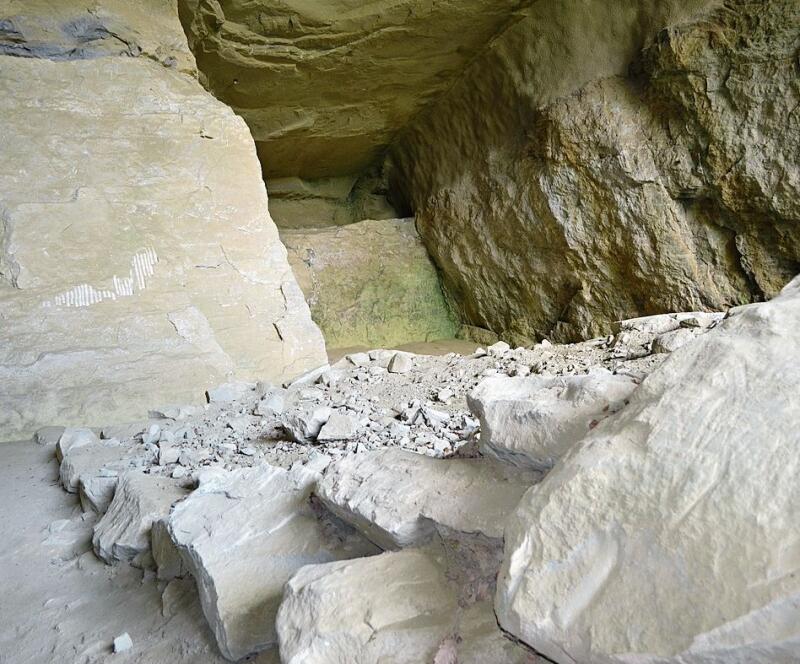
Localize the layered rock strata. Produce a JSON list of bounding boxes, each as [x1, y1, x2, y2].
[[0, 1, 326, 441], [389, 0, 800, 342]]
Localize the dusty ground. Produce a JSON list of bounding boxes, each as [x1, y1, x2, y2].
[[0, 440, 277, 664]]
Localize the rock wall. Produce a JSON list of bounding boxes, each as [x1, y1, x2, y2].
[[0, 1, 326, 441], [389, 0, 800, 343], [282, 219, 457, 349]]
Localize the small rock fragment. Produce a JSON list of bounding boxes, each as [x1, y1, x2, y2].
[[388, 351, 414, 374], [113, 632, 133, 654]]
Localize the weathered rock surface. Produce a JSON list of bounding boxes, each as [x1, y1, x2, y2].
[[0, 0, 196, 72], [316, 448, 539, 550], [389, 0, 800, 343], [276, 549, 458, 664], [59, 439, 138, 494], [0, 2, 325, 441], [55, 428, 100, 463], [469, 369, 639, 469], [283, 218, 456, 349], [496, 276, 800, 662], [93, 472, 187, 565], [167, 460, 378, 661], [179, 0, 525, 178], [151, 517, 189, 581]]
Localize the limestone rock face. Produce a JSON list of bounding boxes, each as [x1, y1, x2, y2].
[[178, 0, 524, 179], [167, 461, 378, 661], [283, 219, 457, 349], [276, 550, 458, 664], [496, 276, 800, 662], [390, 0, 800, 343], [0, 2, 326, 440], [468, 370, 639, 470], [316, 449, 539, 550]]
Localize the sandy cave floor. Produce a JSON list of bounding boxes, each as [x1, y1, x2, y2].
[[0, 440, 277, 664]]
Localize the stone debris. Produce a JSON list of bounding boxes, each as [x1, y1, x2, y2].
[[151, 518, 189, 582], [468, 369, 639, 469], [93, 473, 188, 565], [206, 382, 256, 404], [59, 440, 139, 494], [496, 278, 800, 662], [283, 407, 333, 443], [113, 632, 133, 654], [276, 549, 458, 664], [316, 448, 539, 550], [42, 305, 736, 662], [166, 459, 378, 661], [651, 327, 701, 354], [55, 428, 100, 463]]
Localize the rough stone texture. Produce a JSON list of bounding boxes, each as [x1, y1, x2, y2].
[[267, 175, 397, 229], [389, 0, 799, 343], [315, 448, 539, 550], [152, 517, 189, 581], [468, 369, 639, 470], [167, 460, 378, 661], [178, 0, 525, 179], [59, 440, 138, 494], [496, 276, 800, 662], [0, 2, 326, 441], [276, 549, 458, 664], [0, 0, 196, 72], [283, 219, 457, 349], [454, 601, 541, 664], [93, 472, 187, 565]]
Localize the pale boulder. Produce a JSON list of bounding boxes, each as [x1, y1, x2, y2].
[[276, 549, 457, 664], [315, 448, 539, 549], [59, 440, 137, 494], [469, 369, 638, 469], [496, 276, 800, 663]]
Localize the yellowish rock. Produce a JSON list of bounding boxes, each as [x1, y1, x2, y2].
[[0, 12, 325, 440]]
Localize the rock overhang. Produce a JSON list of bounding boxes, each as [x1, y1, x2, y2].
[[177, 0, 529, 179]]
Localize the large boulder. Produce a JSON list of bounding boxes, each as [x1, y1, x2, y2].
[[93, 472, 188, 565], [496, 276, 800, 662], [276, 549, 458, 664], [0, 0, 325, 441], [315, 448, 539, 549], [468, 369, 638, 470], [166, 460, 378, 661]]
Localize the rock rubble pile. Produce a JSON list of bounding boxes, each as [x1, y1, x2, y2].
[[39, 290, 800, 663]]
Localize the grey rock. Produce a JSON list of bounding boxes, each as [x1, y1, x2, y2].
[[316, 412, 357, 442], [93, 472, 188, 565], [167, 461, 377, 661], [387, 352, 414, 374]]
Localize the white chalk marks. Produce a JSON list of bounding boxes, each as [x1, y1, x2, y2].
[[43, 247, 158, 308]]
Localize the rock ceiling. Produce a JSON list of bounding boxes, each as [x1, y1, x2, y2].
[[178, 0, 528, 178]]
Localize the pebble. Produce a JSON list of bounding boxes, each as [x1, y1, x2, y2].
[[113, 632, 133, 654]]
